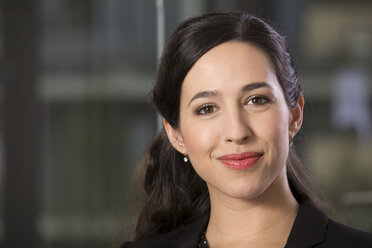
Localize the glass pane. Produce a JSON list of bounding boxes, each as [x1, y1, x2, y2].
[[39, 0, 157, 247]]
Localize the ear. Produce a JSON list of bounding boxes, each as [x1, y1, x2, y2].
[[289, 94, 304, 140], [163, 118, 187, 154]]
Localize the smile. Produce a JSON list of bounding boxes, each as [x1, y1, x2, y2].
[[218, 152, 263, 170]]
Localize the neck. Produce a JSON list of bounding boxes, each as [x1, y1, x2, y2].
[[206, 174, 299, 247]]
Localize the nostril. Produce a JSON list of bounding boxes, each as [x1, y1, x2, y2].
[[226, 135, 249, 144], [238, 135, 249, 144]]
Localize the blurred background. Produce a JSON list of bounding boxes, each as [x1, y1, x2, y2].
[[0, 0, 371, 247]]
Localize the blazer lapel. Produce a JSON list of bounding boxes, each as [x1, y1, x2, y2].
[[285, 199, 329, 248], [123, 212, 209, 248], [177, 212, 210, 248]]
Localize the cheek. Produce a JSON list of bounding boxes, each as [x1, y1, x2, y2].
[[181, 120, 219, 159], [258, 107, 290, 161], [267, 113, 288, 144], [180, 119, 225, 191], [244, 104, 289, 162]]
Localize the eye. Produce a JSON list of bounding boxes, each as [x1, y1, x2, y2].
[[195, 104, 217, 115], [247, 95, 269, 105]]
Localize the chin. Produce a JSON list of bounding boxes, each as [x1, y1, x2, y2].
[[217, 180, 270, 201]]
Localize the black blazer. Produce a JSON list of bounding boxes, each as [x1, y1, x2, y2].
[[121, 199, 372, 248]]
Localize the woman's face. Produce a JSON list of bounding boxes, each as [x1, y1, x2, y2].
[[165, 41, 303, 201]]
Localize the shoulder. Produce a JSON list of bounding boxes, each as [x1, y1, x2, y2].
[[322, 219, 372, 247], [120, 212, 210, 248], [286, 198, 372, 248]]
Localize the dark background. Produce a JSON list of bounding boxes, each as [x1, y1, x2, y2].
[[0, 0, 371, 247]]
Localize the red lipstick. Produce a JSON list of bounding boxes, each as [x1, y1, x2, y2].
[[218, 152, 262, 170]]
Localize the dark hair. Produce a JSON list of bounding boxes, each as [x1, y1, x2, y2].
[[132, 12, 323, 240]]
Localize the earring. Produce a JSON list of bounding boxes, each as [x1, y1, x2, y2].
[[183, 155, 189, 163]]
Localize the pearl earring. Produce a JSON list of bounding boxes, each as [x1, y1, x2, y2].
[[183, 155, 189, 163]]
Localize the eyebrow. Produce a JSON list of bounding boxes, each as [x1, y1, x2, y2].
[[187, 82, 272, 107], [241, 82, 273, 92]]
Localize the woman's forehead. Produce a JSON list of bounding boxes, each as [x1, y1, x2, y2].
[[181, 41, 280, 97]]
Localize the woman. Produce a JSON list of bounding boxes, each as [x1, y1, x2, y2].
[[121, 12, 372, 248]]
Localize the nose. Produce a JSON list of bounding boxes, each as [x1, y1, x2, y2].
[[224, 107, 251, 144]]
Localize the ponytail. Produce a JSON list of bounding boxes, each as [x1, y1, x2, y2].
[[133, 128, 209, 240]]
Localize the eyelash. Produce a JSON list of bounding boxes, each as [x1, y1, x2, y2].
[[195, 103, 217, 115], [246, 95, 270, 105], [194, 95, 270, 116]]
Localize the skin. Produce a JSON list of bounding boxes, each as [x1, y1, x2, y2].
[[164, 41, 304, 248]]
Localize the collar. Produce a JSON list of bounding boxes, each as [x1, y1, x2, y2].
[[285, 198, 329, 248], [125, 212, 209, 248], [177, 212, 209, 248]]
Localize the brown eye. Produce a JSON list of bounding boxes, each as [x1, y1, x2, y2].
[[196, 105, 217, 115], [247, 96, 269, 105]]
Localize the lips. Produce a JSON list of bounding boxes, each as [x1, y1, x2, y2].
[[218, 152, 263, 170]]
